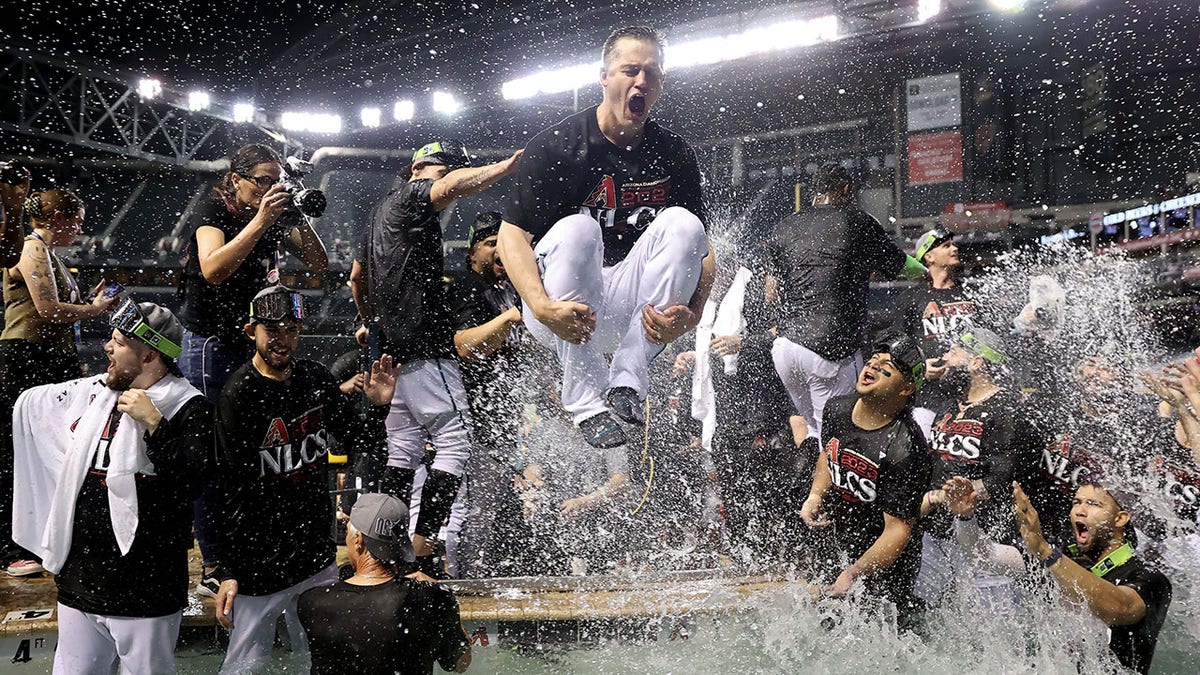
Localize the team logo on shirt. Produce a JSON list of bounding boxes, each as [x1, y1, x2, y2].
[[1150, 455, 1200, 508], [258, 406, 330, 477], [1040, 434, 1110, 494], [920, 300, 976, 338], [826, 438, 879, 503], [930, 413, 984, 460], [580, 175, 674, 230]]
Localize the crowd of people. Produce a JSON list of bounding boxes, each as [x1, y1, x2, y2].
[[0, 23, 1196, 675]]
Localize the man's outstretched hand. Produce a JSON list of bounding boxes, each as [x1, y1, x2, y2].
[[642, 304, 698, 345]]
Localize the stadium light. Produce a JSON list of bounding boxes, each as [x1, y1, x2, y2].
[[989, 0, 1027, 10], [501, 15, 840, 101], [432, 91, 460, 116], [280, 111, 343, 134], [187, 91, 211, 111], [232, 103, 256, 124], [137, 78, 162, 100], [394, 99, 415, 122], [360, 106, 382, 128], [917, 0, 942, 22]]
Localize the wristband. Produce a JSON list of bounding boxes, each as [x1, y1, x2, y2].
[[1042, 546, 1063, 569]]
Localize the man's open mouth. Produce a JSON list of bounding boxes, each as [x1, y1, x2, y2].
[[629, 94, 646, 116], [1074, 520, 1091, 545]]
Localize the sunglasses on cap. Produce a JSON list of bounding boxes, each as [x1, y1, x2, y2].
[[250, 290, 306, 323], [110, 298, 183, 359]]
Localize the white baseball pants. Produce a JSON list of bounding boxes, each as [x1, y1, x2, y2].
[[385, 358, 473, 477], [53, 604, 182, 674], [220, 564, 338, 674], [525, 207, 708, 423], [771, 337, 862, 440]]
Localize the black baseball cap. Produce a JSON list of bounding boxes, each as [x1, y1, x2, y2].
[[467, 211, 501, 249], [915, 226, 954, 263], [872, 331, 927, 391], [412, 139, 471, 170], [249, 285, 305, 324], [349, 493, 415, 564], [110, 299, 185, 376]]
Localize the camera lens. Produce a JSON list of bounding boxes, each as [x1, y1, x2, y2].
[[293, 189, 327, 218]]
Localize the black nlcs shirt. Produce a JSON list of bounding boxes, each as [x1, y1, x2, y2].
[[446, 270, 525, 449], [820, 395, 931, 604], [179, 198, 287, 344], [215, 359, 367, 596], [297, 579, 468, 675], [925, 389, 1044, 544], [1064, 551, 1172, 674], [891, 283, 977, 411], [503, 105, 707, 267], [56, 395, 212, 618], [362, 178, 454, 363], [766, 206, 908, 361]]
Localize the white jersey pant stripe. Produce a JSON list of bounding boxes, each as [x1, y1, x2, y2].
[[771, 336, 862, 440], [384, 358, 473, 477], [525, 207, 708, 424], [53, 604, 182, 675], [219, 564, 338, 674]]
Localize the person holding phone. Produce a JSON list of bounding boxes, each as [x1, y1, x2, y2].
[[1, 188, 118, 577]]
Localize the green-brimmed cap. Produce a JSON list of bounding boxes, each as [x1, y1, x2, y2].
[[915, 226, 954, 262]]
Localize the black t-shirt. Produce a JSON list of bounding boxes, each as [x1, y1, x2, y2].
[[820, 395, 931, 603], [925, 389, 1044, 544], [297, 579, 468, 675], [446, 270, 525, 449], [891, 283, 977, 410], [1064, 552, 1172, 674], [215, 359, 366, 596], [503, 105, 707, 267], [362, 179, 453, 363], [179, 197, 288, 344], [56, 394, 212, 618], [766, 206, 908, 361]]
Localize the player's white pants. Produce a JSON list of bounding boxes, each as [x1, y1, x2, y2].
[[54, 604, 181, 675], [912, 407, 937, 442], [915, 532, 1017, 613], [771, 337, 862, 440], [525, 207, 708, 424], [385, 358, 473, 477], [220, 564, 338, 674]]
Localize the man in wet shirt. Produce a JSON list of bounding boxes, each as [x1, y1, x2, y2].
[[1015, 482, 1171, 675], [914, 328, 1044, 609], [801, 332, 931, 621], [766, 164, 927, 444], [892, 226, 976, 439], [497, 25, 715, 456], [212, 286, 397, 674]]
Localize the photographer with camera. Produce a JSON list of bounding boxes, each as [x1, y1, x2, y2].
[[177, 143, 328, 596], [0, 161, 32, 268], [2, 188, 119, 576]]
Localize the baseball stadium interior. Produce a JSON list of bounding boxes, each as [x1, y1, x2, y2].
[[2, 0, 1200, 673]]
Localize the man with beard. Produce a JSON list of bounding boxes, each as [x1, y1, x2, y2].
[[1015, 482, 1172, 674], [892, 226, 976, 440], [356, 140, 522, 576], [11, 301, 209, 673], [445, 211, 536, 575], [213, 285, 397, 673], [767, 164, 927, 444], [913, 328, 1044, 610], [497, 26, 714, 461], [800, 333, 931, 623]]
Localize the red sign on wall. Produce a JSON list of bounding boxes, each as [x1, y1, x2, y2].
[[908, 130, 963, 185]]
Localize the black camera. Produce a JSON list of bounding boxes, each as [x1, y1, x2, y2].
[[277, 156, 327, 218], [0, 161, 30, 186]]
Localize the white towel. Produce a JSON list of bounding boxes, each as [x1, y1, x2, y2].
[[12, 374, 201, 574], [691, 266, 751, 452]]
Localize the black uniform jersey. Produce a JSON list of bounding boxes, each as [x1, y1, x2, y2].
[[298, 579, 468, 675], [215, 359, 367, 596], [1064, 552, 1172, 674], [179, 197, 288, 344], [503, 105, 707, 267], [362, 178, 453, 363], [926, 389, 1044, 543], [56, 395, 212, 618], [820, 395, 932, 604], [891, 283, 977, 410], [765, 206, 908, 361], [446, 270, 525, 449]]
